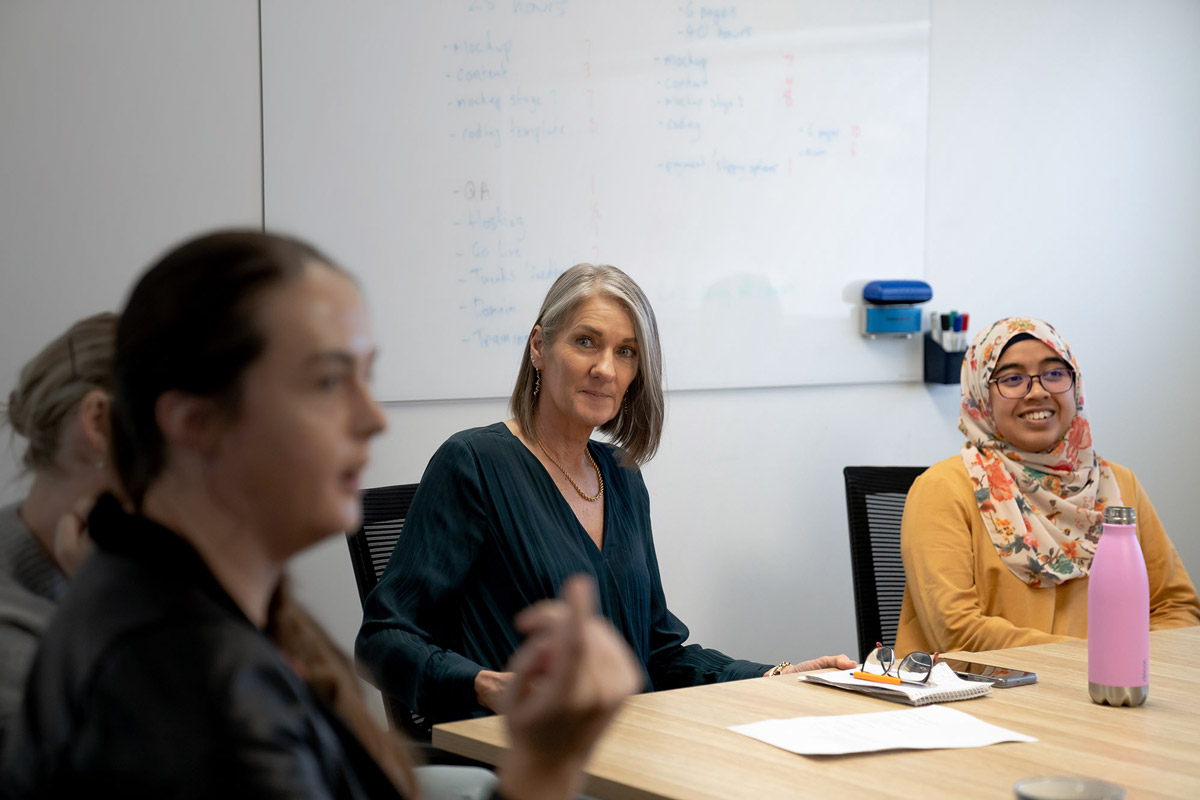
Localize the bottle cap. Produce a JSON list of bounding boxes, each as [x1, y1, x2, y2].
[[1103, 506, 1135, 525]]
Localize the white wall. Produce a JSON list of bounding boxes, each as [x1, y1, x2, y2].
[[2, 1, 1197, 723], [0, 0, 263, 403]]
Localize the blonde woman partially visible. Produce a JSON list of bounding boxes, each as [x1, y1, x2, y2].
[[0, 312, 118, 745]]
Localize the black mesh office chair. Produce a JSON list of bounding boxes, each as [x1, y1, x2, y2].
[[345, 483, 432, 740], [843, 466, 927, 663], [346, 483, 419, 604], [347, 482, 488, 768]]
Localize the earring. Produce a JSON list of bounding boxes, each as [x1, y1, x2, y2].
[[533, 369, 541, 397]]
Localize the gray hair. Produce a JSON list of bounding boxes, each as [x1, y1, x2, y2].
[[510, 264, 664, 468], [4, 312, 118, 472]]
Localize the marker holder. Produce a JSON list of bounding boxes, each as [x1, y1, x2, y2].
[[923, 332, 963, 384]]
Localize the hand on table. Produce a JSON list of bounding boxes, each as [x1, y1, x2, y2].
[[474, 669, 514, 712], [772, 654, 857, 676]]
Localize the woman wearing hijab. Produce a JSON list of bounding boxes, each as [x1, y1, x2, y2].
[[895, 317, 1200, 654]]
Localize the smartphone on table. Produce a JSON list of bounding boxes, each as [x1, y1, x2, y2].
[[940, 658, 1037, 688]]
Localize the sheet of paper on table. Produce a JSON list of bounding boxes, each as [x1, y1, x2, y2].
[[729, 704, 1036, 756]]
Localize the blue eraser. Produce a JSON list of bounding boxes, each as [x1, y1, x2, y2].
[[864, 306, 922, 335], [862, 280, 932, 305]]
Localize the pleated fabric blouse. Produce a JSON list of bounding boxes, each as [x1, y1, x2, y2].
[[356, 422, 770, 723]]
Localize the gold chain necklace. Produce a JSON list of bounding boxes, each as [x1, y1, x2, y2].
[[536, 438, 604, 502]]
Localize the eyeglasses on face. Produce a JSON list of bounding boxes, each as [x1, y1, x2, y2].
[[988, 367, 1075, 399], [863, 644, 938, 684]]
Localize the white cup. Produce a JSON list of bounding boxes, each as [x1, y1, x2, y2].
[[1013, 776, 1125, 800]]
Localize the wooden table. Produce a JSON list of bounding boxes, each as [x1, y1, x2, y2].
[[433, 627, 1200, 799]]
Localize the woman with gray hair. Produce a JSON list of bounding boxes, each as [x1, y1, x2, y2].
[[0, 312, 118, 746], [357, 264, 852, 725]]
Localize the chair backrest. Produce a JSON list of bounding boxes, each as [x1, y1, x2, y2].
[[345, 483, 431, 740], [346, 482, 420, 605], [843, 466, 927, 663]]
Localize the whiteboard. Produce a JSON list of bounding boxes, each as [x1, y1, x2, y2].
[[262, 0, 929, 401]]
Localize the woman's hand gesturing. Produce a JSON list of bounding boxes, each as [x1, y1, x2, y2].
[[496, 575, 641, 800]]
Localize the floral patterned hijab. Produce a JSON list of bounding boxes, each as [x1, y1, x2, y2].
[[959, 317, 1122, 587]]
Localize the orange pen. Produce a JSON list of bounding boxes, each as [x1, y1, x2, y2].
[[852, 671, 902, 685], [853, 671, 933, 687]]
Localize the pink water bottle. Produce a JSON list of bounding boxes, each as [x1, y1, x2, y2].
[[1087, 506, 1149, 706]]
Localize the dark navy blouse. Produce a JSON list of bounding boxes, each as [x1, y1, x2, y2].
[[355, 422, 769, 723]]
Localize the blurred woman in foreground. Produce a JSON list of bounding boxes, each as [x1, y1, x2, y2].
[[1, 232, 639, 799]]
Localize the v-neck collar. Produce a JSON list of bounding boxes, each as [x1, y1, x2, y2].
[[0, 502, 68, 603], [495, 421, 609, 556]]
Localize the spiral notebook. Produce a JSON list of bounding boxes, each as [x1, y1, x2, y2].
[[802, 663, 991, 705]]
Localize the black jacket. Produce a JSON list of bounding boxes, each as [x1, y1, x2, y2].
[[0, 493, 403, 799]]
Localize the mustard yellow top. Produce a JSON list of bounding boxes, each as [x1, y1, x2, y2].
[[896, 456, 1200, 654]]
